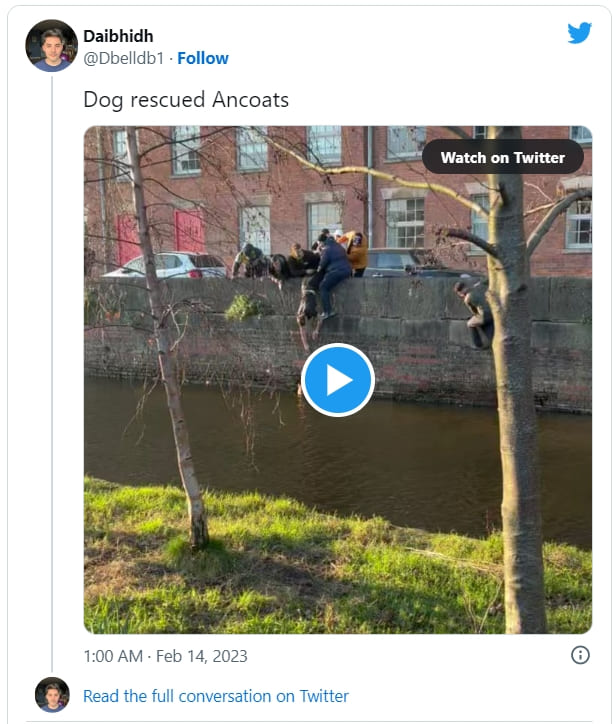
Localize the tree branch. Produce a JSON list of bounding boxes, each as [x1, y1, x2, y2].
[[439, 228, 499, 258], [259, 131, 489, 217], [523, 181, 553, 206], [524, 201, 560, 218], [527, 188, 592, 256], [444, 126, 472, 140]]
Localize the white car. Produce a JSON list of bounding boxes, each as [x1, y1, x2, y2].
[[103, 252, 227, 279]]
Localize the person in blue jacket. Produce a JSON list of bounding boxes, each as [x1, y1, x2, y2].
[[35, 30, 72, 72], [315, 233, 351, 319], [40, 683, 64, 712]]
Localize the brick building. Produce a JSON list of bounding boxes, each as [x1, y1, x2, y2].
[[84, 126, 592, 277]]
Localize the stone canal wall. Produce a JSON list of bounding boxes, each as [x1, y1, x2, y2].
[[84, 276, 592, 412]]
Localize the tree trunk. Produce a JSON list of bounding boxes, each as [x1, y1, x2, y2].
[[125, 127, 209, 550], [95, 127, 113, 273], [487, 127, 546, 632]]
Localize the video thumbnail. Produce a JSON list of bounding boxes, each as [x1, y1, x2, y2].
[[84, 125, 591, 634]]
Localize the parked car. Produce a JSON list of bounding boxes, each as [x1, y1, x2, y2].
[[365, 248, 474, 279], [103, 252, 227, 279]]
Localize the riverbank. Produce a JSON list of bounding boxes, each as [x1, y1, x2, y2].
[[84, 478, 591, 634]]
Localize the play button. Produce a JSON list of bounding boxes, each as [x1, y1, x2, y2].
[[327, 364, 353, 396], [301, 343, 375, 417]]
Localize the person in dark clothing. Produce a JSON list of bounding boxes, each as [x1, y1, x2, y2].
[[232, 243, 268, 278], [454, 280, 494, 349], [288, 243, 320, 277], [316, 237, 352, 319], [268, 253, 291, 281]]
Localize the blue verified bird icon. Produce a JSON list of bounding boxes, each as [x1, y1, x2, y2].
[[568, 22, 591, 44]]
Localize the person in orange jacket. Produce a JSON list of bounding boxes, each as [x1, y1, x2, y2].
[[337, 230, 368, 277]]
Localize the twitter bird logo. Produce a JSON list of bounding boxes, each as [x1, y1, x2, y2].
[[568, 22, 591, 44]]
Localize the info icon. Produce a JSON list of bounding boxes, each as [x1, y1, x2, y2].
[[300, 343, 375, 417]]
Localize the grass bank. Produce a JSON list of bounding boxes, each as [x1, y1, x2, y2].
[[84, 477, 591, 634]]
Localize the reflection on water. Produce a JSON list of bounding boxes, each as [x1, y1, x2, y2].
[[84, 378, 591, 549]]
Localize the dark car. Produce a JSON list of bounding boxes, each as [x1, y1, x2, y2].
[[365, 248, 474, 279]]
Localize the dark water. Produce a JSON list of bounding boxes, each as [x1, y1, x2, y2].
[[84, 378, 591, 549]]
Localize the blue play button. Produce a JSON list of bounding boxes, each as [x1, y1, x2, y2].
[[301, 343, 375, 417]]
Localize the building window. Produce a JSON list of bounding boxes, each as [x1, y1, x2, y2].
[[240, 206, 271, 255], [112, 129, 129, 181], [112, 129, 127, 159], [307, 126, 341, 165], [386, 126, 426, 159], [307, 203, 342, 246], [171, 126, 200, 175], [386, 198, 425, 248], [469, 193, 489, 254], [237, 127, 268, 171], [565, 199, 592, 249], [570, 126, 592, 144], [473, 126, 487, 139]]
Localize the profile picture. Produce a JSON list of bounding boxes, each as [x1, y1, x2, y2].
[[26, 20, 77, 72], [35, 677, 70, 713]]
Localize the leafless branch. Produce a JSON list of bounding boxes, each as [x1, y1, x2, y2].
[[523, 181, 553, 205], [439, 228, 499, 258], [527, 188, 592, 255], [524, 201, 561, 218], [258, 130, 490, 218], [444, 126, 472, 140]]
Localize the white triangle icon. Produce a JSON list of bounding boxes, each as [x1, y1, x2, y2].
[[327, 364, 353, 396]]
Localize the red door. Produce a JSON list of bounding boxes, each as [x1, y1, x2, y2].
[[116, 214, 138, 267], [174, 209, 204, 253]]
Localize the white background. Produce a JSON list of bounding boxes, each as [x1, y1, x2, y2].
[[2, 2, 612, 723]]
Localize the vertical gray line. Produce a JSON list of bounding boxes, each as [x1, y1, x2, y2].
[[611, 29, 613, 724], [50, 75, 54, 672], [5, 19, 9, 724]]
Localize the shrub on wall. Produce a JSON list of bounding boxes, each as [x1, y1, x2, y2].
[[225, 294, 269, 321]]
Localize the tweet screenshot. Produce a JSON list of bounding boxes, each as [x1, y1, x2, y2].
[[4, 3, 611, 723]]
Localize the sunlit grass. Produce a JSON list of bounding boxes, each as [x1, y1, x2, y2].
[[84, 477, 592, 634]]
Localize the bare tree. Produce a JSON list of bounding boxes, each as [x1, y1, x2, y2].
[[260, 125, 591, 633], [125, 126, 209, 550]]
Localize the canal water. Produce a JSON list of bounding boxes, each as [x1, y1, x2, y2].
[[84, 378, 591, 549]]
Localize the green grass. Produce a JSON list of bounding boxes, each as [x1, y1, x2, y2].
[[84, 477, 591, 634]]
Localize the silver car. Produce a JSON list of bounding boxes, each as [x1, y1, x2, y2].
[[103, 252, 227, 279]]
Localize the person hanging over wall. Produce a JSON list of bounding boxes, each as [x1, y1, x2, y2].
[[337, 230, 368, 277], [232, 243, 268, 278], [269, 243, 320, 284], [316, 233, 352, 320], [268, 253, 292, 282], [288, 243, 320, 277], [453, 279, 494, 350]]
